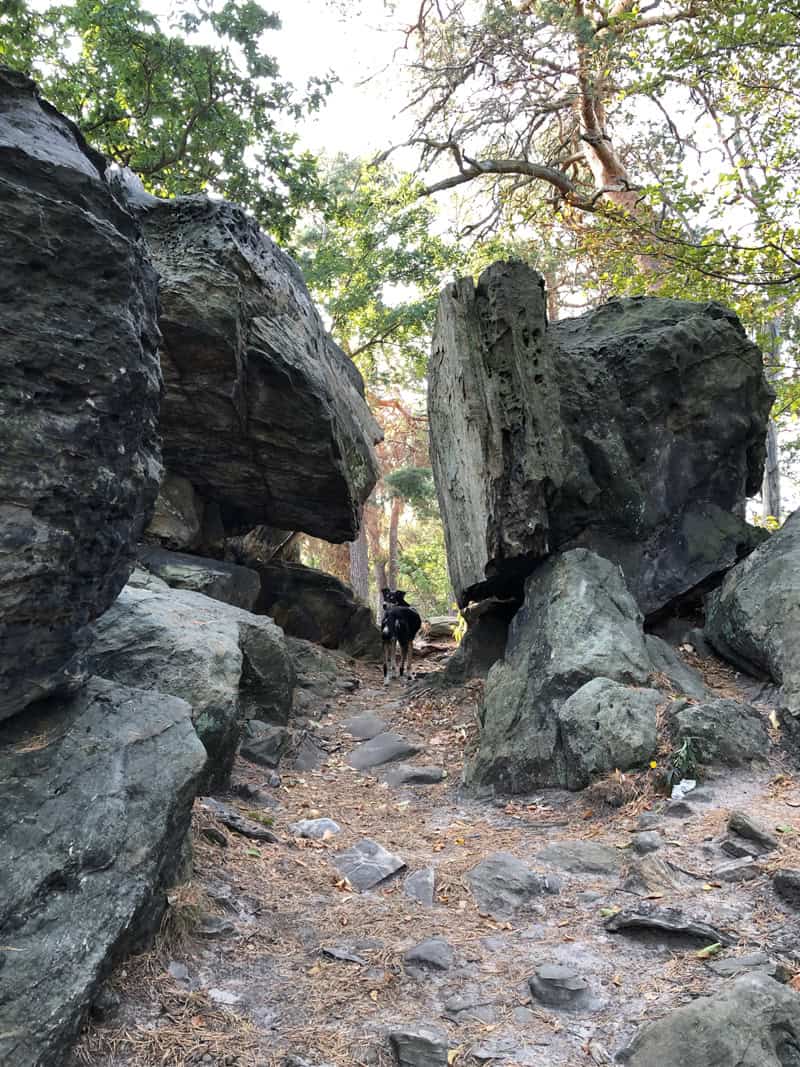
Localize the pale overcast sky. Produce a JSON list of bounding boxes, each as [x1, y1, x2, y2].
[[268, 0, 417, 158]]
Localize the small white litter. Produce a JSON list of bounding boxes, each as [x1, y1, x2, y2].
[[671, 778, 697, 801]]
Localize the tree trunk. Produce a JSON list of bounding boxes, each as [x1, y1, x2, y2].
[[762, 320, 782, 522], [574, 10, 664, 278], [374, 558, 387, 619], [387, 496, 402, 591], [349, 524, 370, 607], [542, 270, 560, 322], [762, 421, 781, 521]]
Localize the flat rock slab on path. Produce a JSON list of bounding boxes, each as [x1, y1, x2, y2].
[[528, 964, 601, 1012], [332, 838, 406, 891], [537, 840, 624, 876], [605, 905, 735, 945], [388, 1025, 450, 1067], [346, 731, 422, 770], [403, 937, 455, 973], [380, 763, 444, 787], [466, 852, 561, 921], [200, 797, 278, 842], [341, 713, 388, 740]]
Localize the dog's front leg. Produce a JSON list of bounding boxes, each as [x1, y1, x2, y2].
[[391, 637, 399, 678], [383, 642, 390, 686]]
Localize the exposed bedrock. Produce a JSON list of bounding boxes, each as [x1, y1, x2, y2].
[[254, 560, 382, 659], [90, 577, 295, 789], [0, 677, 206, 1067], [705, 507, 800, 721], [0, 68, 161, 721], [112, 178, 382, 542], [429, 261, 772, 616]]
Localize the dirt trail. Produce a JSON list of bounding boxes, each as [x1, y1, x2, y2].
[[74, 649, 800, 1067]]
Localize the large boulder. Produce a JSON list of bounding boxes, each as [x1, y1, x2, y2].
[[0, 69, 161, 720], [618, 972, 800, 1066], [705, 508, 800, 717], [0, 677, 206, 1067], [284, 635, 360, 717], [138, 545, 261, 611], [465, 549, 656, 793], [254, 560, 382, 658], [429, 261, 771, 616], [669, 697, 771, 766], [558, 678, 662, 790], [113, 183, 381, 541], [90, 581, 294, 789]]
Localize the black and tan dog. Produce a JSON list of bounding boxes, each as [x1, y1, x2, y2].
[[380, 588, 422, 685]]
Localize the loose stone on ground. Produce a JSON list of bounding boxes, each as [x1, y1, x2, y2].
[[332, 838, 406, 891], [381, 764, 445, 787], [404, 868, 436, 907], [346, 732, 422, 770], [466, 853, 561, 921], [537, 840, 624, 876]]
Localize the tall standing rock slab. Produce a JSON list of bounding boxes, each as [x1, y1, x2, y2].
[[120, 191, 381, 541], [429, 265, 562, 607], [429, 261, 771, 615], [465, 550, 655, 793], [0, 677, 207, 1067], [705, 508, 800, 718], [0, 69, 161, 720]]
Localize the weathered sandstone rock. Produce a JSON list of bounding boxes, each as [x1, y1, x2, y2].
[[119, 189, 381, 541], [0, 68, 161, 720], [90, 581, 294, 788], [618, 972, 800, 1067], [466, 550, 655, 792], [705, 507, 800, 717], [0, 678, 206, 1067], [138, 545, 261, 611], [254, 560, 381, 658], [429, 261, 771, 616]]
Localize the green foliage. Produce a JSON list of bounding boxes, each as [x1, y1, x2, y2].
[[752, 514, 782, 532], [383, 467, 438, 518], [396, 519, 452, 617], [297, 157, 460, 385], [662, 736, 701, 792], [0, 0, 330, 239], [398, 0, 800, 421]]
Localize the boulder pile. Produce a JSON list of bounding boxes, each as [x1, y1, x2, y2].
[[429, 261, 778, 793], [0, 67, 379, 1067]]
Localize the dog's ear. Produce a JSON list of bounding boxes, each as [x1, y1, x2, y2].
[[396, 590, 407, 599]]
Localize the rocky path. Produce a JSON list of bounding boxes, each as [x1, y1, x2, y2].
[[74, 652, 800, 1067]]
